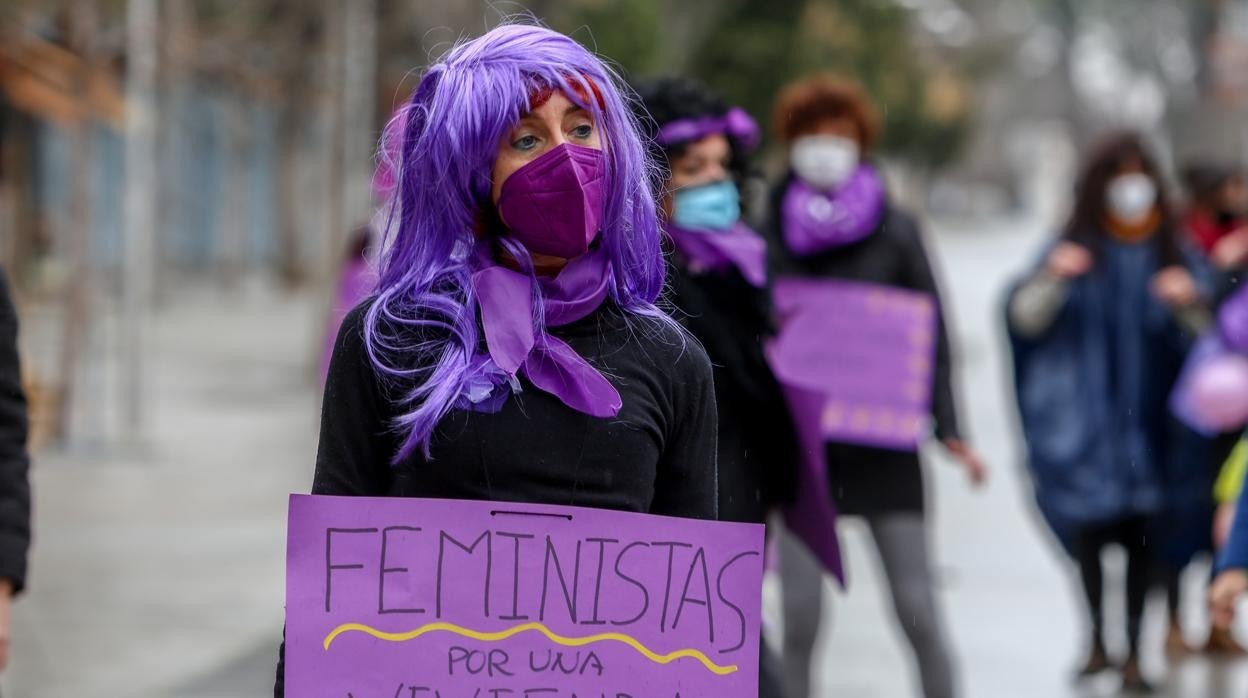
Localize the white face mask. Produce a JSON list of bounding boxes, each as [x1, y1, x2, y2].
[[1105, 173, 1157, 222], [791, 135, 860, 190]]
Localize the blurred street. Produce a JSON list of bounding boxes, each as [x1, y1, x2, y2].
[[7, 286, 319, 697], [3, 2, 1248, 697], [2, 215, 1241, 697]]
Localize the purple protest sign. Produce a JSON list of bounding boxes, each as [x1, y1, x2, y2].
[[285, 495, 765, 698], [769, 277, 936, 451]]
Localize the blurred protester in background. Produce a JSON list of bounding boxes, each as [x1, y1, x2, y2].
[[1181, 162, 1248, 295], [0, 266, 31, 673], [1214, 436, 1248, 554], [1209, 281, 1248, 557], [276, 24, 718, 695], [767, 75, 985, 698], [319, 225, 377, 384], [1007, 133, 1212, 691], [631, 76, 796, 528], [632, 76, 796, 698], [1175, 161, 1248, 656], [1205, 284, 1248, 632]]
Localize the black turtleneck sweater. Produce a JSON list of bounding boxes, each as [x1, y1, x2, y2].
[[276, 300, 718, 696], [665, 254, 798, 524]]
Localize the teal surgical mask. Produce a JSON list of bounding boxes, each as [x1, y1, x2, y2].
[[671, 180, 741, 231]]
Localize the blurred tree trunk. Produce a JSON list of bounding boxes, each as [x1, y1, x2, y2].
[[0, 114, 40, 281], [656, 0, 739, 72], [272, 4, 324, 288], [323, 0, 344, 280], [341, 0, 377, 236], [54, 0, 97, 444], [1050, 0, 1092, 146], [155, 0, 193, 299], [1193, 0, 1224, 89], [120, 0, 159, 441], [218, 92, 251, 287], [276, 114, 306, 286]]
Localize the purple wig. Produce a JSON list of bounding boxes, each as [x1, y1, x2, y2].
[[365, 24, 672, 461]]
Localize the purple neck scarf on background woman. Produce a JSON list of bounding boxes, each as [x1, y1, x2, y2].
[[782, 164, 887, 256], [666, 222, 767, 287], [462, 246, 623, 417], [655, 107, 766, 286]]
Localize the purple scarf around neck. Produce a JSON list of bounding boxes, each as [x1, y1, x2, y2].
[[782, 164, 886, 256], [666, 221, 767, 287], [464, 247, 623, 418]]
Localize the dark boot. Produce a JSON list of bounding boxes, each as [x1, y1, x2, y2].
[[1076, 642, 1111, 678], [1165, 618, 1195, 657], [1203, 624, 1248, 655], [1120, 654, 1154, 694]]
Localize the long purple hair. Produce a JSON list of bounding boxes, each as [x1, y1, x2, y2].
[[366, 24, 671, 461]]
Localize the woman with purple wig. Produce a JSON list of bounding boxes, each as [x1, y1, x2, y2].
[[275, 24, 717, 695]]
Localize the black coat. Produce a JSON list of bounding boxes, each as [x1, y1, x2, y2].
[[0, 268, 30, 592], [665, 249, 798, 524]]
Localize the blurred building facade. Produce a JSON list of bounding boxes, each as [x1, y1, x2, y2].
[[1, 0, 1247, 449]]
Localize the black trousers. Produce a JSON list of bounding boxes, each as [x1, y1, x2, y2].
[[1076, 515, 1150, 653]]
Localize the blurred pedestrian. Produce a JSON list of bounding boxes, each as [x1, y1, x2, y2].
[[319, 225, 376, 384], [1213, 436, 1248, 550], [766, 75, 984, 698], [1006, 133, 1212, 691], [1176, 162, 1248, 655], [1181, 163, 1248, 282], [1207, 285, 1248, 631], [632, 76, 796, 698], [275, 25, 718, 696], [0, 266, 31, 674]]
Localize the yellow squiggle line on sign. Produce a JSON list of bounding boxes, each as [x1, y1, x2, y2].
[[323, 621, 738, 676]]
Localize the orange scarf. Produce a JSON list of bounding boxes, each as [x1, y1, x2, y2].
[[1104, 208, 1161, 243]]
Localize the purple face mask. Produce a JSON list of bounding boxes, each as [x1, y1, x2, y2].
[[497, 143, 605, 258]]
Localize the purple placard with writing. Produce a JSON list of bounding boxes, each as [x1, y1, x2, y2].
[[285, 494, 765, 698], [769, 277, 936, 451]]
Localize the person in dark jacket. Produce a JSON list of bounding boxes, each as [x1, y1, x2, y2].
[[1203, 285, 1248, 632], [1006, 133, 1212, 691], [767, 75, 984, 698], [0, 265, 31, 672], [631, 76, 797, 526], [275, 26, 718, 696], [631, 76, 796, 698], [1182, 163, 1248, 266], [1181, 162, 1248, 302]]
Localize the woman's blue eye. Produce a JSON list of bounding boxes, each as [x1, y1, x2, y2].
[[513, 135, 538, 151], [571, 124, 593, 139]]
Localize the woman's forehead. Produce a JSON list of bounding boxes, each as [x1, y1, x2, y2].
[[517, 90, 590, 123], [677, 133, 730, 159], [526, 74, 604, 112]]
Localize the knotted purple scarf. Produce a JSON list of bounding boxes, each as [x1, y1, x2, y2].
[[466, 248, 623, 418], [667, 221, 767, 287], [782, 164, 886, 256]]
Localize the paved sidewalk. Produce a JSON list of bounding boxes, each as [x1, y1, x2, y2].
[[7, 218, 1248, 697], [7, 286, 321, 697]]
